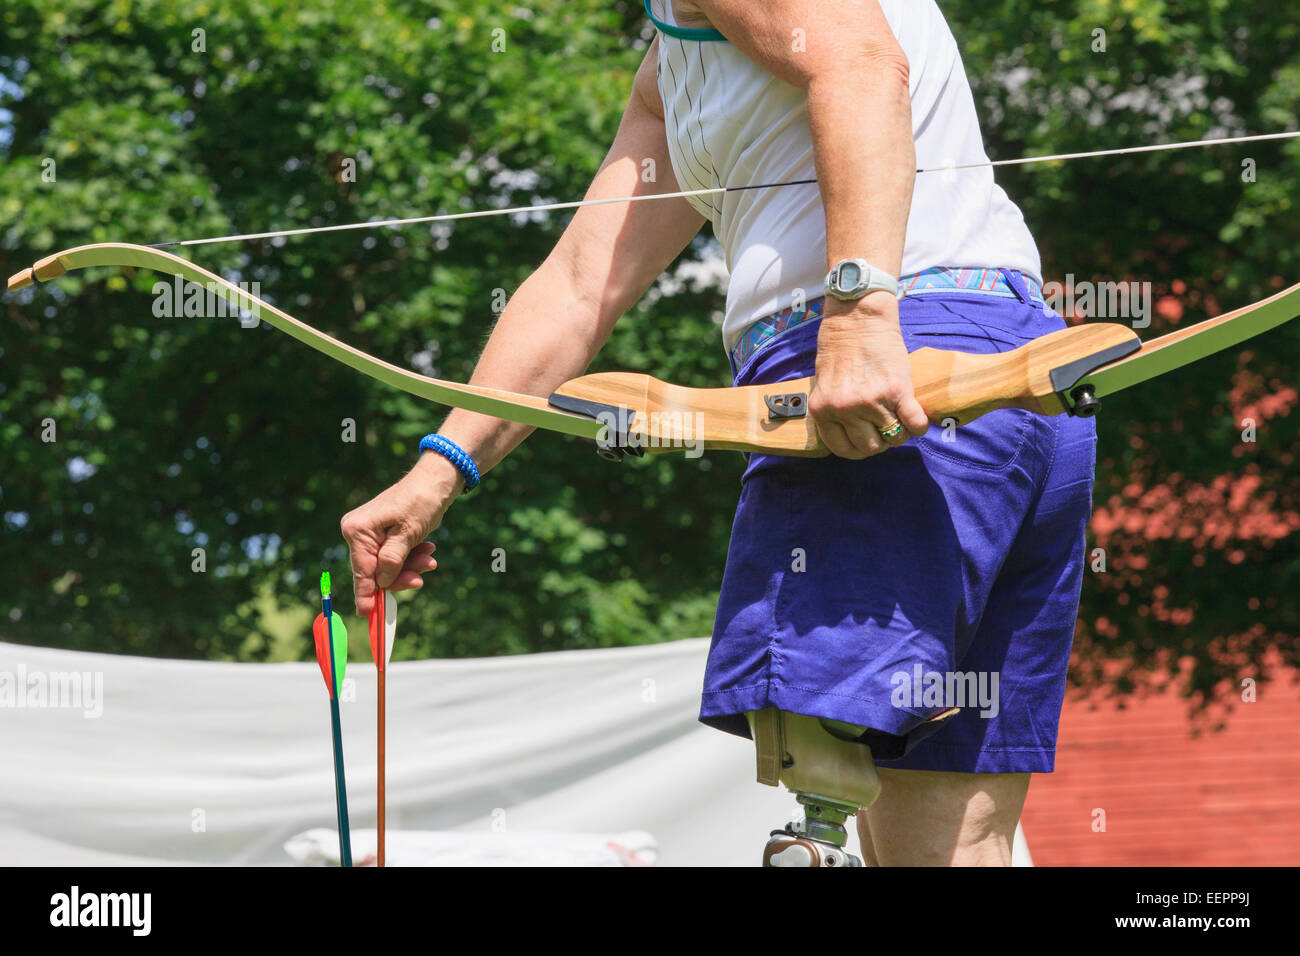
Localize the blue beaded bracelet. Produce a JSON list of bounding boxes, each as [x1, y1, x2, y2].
[[419, 434, 481, 492]]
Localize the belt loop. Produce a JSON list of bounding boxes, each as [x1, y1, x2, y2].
[[1000, 268, 1031, 304]]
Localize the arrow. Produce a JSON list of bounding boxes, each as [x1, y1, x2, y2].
[[313, 571, 352, 867], [367, 588, 397, 867]]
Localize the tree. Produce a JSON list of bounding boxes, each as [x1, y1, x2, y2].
[[2, 0, 1296, 711]]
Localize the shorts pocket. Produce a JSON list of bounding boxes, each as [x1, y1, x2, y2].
[[912, 407, 1038, 474]]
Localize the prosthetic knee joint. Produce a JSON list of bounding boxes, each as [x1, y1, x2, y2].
[[748, 707, 957, 867]]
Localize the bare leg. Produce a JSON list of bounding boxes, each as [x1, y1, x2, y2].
[[856, 768, 1029, 866]]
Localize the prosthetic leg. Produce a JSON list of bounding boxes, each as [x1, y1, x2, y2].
[[749, 707, 959, 867]]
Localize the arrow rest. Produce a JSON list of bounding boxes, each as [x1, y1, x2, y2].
[[546, 392, 645, 460], [763, 392, 809, 420]]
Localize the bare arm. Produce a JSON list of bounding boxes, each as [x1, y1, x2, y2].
[[422, 39, 703, 485], [693, 0, 912, 275], [344, 41, 705, 609], [693, 0, 927, 456]]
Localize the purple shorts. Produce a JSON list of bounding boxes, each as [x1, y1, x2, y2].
[[701, 279, 1096, 773]]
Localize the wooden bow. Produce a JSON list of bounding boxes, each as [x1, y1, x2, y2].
[[9, 242, 1299, 458]]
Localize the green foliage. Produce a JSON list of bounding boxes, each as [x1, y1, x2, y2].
[[2, 1, 1297, 711], [941, 0, 1300, 705]]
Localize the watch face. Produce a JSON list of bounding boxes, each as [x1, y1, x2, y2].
[[838, 261, 862, 291]]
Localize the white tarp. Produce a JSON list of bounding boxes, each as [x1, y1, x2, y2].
[[0, 638, 1030, 866]]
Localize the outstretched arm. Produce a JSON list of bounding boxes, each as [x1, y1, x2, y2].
[[343, 40, 705, 612], [431, 39, 704, 478]]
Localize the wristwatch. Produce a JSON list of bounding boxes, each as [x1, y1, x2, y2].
[[823, 258, 901, 302]]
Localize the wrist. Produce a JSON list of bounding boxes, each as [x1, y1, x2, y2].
[[418, 433, 481, 492], [415, 449, 467, 496], [824, 257, 900, 303], [823, 289, 899, 322]]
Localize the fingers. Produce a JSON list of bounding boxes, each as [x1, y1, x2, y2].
[[814, 418, 858, 459], [404, 540, 437, 563], [811, 387, 905, 459], [387, 564, 434, 593], [895, 394, 931, 437], [383, 542, 439, 593], [340, 509, 379, 616], [341, 507, 436, 615], [374, 525, 431, 590], [399, 542, 437, 579], [811, 395, 929, 460], [340, 465, 457, 614], [815, 409, 887, 459]]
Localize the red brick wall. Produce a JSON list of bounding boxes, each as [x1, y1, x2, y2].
[[1020, 671, 1300, 865]]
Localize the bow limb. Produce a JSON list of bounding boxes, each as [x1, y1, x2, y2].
[[1076, 280, 1300, 402], [7, 242, 606, 442]]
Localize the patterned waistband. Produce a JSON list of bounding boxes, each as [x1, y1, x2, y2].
[[729, 267, 1046, 371]]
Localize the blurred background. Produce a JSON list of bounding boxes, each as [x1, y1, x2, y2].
[[1, 0, 1298, 865]]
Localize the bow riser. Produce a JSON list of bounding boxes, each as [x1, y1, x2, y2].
[[553, 322, 1144, 454]]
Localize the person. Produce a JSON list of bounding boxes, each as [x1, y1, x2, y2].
[[341, 0, 1095, 866]]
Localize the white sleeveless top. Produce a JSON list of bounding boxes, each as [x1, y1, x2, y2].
[[647, 0, 1043, 354]]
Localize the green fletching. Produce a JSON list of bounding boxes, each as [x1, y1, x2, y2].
[[328, 613, 347, 695], [313, 611, 349, 698]]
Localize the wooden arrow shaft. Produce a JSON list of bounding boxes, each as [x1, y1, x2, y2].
[[377, 667, 385, 868]]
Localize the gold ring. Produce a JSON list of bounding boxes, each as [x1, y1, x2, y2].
[[880, 421, 906, 440]]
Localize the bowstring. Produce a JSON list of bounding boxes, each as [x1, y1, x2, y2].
[[152, 130, 1300, 251]]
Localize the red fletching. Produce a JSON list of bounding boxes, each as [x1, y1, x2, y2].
[[313, 611, 347, 698], [368, 591, 385, 673]]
